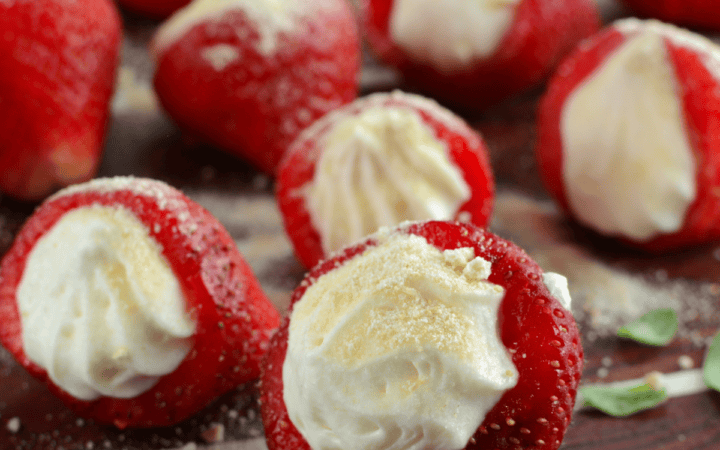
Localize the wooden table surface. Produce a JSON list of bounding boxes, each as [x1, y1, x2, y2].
[[2, 1, 720, 449]]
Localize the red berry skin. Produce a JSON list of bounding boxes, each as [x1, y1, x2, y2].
[[276, 92, 496, 269], [0, 0, 121, 201], [620, 0, 720, 31], [152, 0, 361, 175], [536, 22, 720, 252], [0, 178, 281, 428], [260, 221, 583, 450], [116, 0, 190, 19], [362, 0, 600, 110]]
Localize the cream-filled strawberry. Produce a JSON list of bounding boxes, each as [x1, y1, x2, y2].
[[0, 0, 121, 201], [361, 0, 599, 110], [151, 0, 360, 175], [260, 221, 583, 450], [277, 91, 494, 269], [536, 19, 720, 252], [620, 0, 720, 31], [0, 177, 280, 428]]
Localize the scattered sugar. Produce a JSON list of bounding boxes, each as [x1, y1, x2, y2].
[[151, 0, 326, 57], [111, 66, 159, 115], [202, 44, 240, 71], [187, 191, 297, 314], [491, 191, 720, 338], [6, 416, 20, 433], [678, 355, 694, 370]]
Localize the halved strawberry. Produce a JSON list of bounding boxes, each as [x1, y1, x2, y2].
[[0, 177, 280, 428], [361, 0, 599, 110], [0, 0, 121, 201], [116, 0, 190, 19], [620, 0, 720, 31], [151, 0, 361, 175], [260, 220, 583, 450], [276, 90, 495, 269], [536, 19, 720, 252]]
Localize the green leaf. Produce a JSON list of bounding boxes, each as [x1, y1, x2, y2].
[[617, 308, 678, 346], [704, 331, 720, 392], [580, 383, 667, 417]]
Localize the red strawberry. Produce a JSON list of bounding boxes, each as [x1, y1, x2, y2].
[[116, 0, 190, 19], [536, 19, 720, 252], [361, 0, 599, 110], [0, 177, 280, 428], [151, 0, 361, 175], [0, 0, 121, 201], [276, 90, 495, 269], [260, 220, 583, 450], [620, 0, 720, 31]]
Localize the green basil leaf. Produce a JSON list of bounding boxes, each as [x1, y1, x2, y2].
[[617, 308, 678, 346], [704, 331, 720, 392], [580, 383, 667, 417]]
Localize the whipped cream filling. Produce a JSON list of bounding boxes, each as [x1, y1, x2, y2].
[[389, 0, 520, 72], [153, 0, 303, 57], [304, 106, 470, 255], [543, 272, 572, 311], [283, 232, 518, 450], [561, 23, 696, 241], [17, 205, 195, 401]]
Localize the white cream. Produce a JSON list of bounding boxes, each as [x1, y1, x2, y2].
[[304, 106, 470, 255], [389, 0, 520, 72], [283, 232, 518, 450], [152, 0, 305, 57], [17, 205, 195, 400], [543, 272, 572, 310], [561, 22, 697, 241]]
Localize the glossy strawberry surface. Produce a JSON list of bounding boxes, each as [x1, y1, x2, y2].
[[0, 177, 280, 428], [260, 220, 583, 450], [536, 21, 720, 252], [362, 0, 599, 110], [0, 0, 121, 201], [276, 91, 495, 269], [152, 0, 361, 175]]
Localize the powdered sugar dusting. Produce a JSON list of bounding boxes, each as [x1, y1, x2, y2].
[[202, 44, 240, 71], [152, 0, 310, 57], [48, 177, 199, 238], [186, 191, 298, 314], [296, 91, 477, 149]]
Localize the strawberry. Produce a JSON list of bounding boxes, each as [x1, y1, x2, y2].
[[116, 0, 190, 19], [619, 0, 720, 31], [260, 220, 583, 450], [151, 0, 361, 175], [536, 19, 720, 252], [0, 177, 280, 428], [361, 0, 600, 110], [0, 0, 121, 201], [276, 90, 495, 269]]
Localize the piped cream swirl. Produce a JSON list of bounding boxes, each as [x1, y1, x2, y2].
[[304, 106, 470, 254], [17, 205, 195, 400]]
